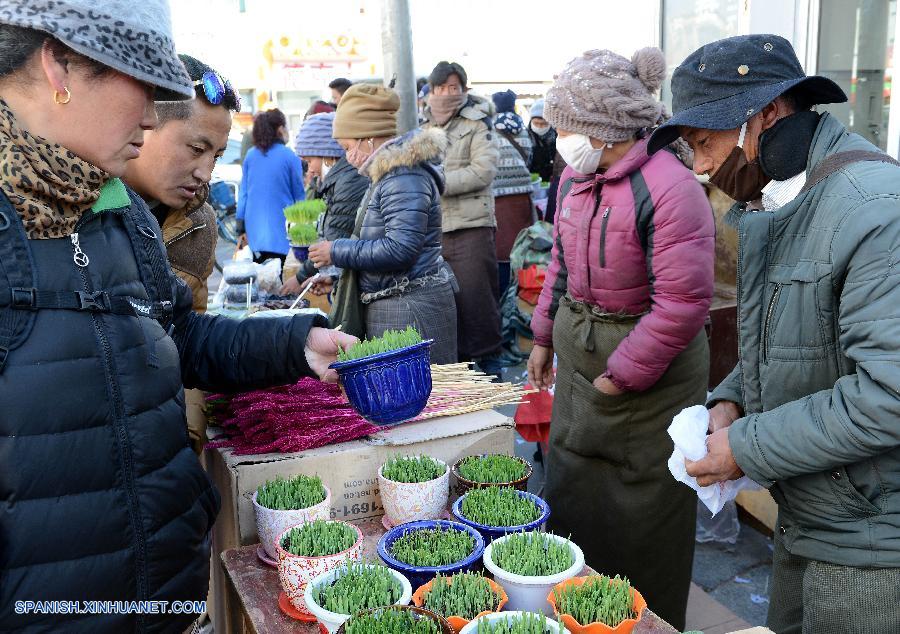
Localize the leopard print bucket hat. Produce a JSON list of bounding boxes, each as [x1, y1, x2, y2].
[[0, 0, 193, 101]]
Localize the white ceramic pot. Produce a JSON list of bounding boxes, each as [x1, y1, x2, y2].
[[303, 564, 413, 633], [482, 533, 584, 616], [378, 459, 449, 526], [276, 521, 363, 614], [460, 611, 571, 633], [253, 485, 332, 560]]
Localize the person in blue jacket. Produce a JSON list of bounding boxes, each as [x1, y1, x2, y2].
[[236, 108, 305, 266]]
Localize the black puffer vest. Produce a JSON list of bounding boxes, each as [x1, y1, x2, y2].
[[0, 181, 324, 632]]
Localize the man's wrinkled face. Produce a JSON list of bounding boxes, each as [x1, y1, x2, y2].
[[125, 99, 231, 209], [680, 111, 769, 176]]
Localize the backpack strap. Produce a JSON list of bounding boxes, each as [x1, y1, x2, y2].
[[801, 150, 900, 194], [0, 194, 36, 374], [630, 170, 656, 283], [118, 190, 175, 332]]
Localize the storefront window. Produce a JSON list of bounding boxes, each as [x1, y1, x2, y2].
[[661, 0, 740, 106], [817, 0, 896, 149]]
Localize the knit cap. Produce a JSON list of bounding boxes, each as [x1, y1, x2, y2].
[[544, 48, 667, 142], [0, 0, 192, 100], [495, 112, 524, 135], [530, 99, 545, 119], [332, 83, 400, 139], [294, 113, 344, 158], [492, 89, 517, 114]]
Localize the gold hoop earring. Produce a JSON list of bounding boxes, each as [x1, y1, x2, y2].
[[53, 87, 71, 105]]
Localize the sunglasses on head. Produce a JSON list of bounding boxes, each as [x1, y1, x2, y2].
[[193, 71, 241, 112]]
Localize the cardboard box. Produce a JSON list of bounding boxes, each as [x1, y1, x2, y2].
[[207, 410, 515, 634], [736, 489, 777, 532]]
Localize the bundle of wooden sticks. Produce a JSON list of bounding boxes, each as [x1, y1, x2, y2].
[[413, 363, 536, 420]]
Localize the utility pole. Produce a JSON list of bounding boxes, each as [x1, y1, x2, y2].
[[381, 0, 418, 133]]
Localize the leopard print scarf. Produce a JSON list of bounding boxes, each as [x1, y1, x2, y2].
[[0, 98, 109, 239]]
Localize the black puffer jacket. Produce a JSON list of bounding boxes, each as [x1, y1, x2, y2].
[[297, 156, 369, 281], [0, 181, 326, 633], [528, 124, 558, 182], [330, 128, 448, 294]]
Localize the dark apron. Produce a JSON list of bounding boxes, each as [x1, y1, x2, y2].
[[545, 295, 708, 631]]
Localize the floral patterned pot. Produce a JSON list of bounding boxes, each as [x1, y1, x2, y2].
[[276, 521, 364, 614], [253, 486, 332, 560], [378, 459, 450, 526]]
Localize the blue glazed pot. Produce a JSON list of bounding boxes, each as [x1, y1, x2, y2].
[[451, 490, 550, 542], [291, 245, 310, 262], [329, 340, 433, 426], [377, 520, 485, 591]]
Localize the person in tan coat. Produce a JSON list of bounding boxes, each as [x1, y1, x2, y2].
[[423, 61, 503, 374], [124, 54, 240, 454]]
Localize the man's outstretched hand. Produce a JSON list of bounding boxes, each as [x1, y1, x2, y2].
[[304, 327, 358, 383]]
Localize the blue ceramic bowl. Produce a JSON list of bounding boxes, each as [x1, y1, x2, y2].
[[377, 520, 485, 590], [291, 245, 310, 262], [451, 490, 551, 542], [329, 340, 433, 426]]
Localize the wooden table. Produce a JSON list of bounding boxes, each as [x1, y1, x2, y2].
[[220, 517, 678, 634]]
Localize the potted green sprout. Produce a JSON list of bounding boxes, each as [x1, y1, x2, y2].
[[482, 532, 584, 616], [412, 572, 508, 632], [276, 519, 364, 615], [452, 454, 533, 495], [379, 455, 450, 527], [304, 561, 413, 633], [330, 326, 434, 425], [253, 474, 330, 562], [461, 611, 569, 633], [284, 199, 325, 260], [378, 520, 485, 591], [549, 575, 646, 634], [338, 605, 453, 634], [451, 487, 550, 541]]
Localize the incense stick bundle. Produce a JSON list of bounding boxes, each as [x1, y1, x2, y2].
[[413, 363, 536, 420]]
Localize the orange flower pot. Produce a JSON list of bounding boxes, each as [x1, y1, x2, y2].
[[547, 576, 647, 634], [412, 576, 509, 633]]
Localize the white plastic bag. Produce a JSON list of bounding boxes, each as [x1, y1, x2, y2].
[[667, 405, 759, 516]]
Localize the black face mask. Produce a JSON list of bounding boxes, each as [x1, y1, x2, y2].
[[710, 110, 822, 202]]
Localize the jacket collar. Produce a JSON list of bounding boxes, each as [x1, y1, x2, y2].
[[363, 128, 448, 193], [593, 137, 653, 183]]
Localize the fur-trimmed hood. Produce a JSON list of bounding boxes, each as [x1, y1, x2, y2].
[[364, 127, 448, 191]]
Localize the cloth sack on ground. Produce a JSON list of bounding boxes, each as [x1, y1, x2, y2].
[[667, 405, 758, 515]]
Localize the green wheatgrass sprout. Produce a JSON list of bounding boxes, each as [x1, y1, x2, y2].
[[288, 223, 319, 246], [551, 575, 637, 627], [460, 487, 541, 528], [281, 519, 357, 557], [491, 532, 574, 577], [423, 572, 502, 620], [390, 527, 475, 567], [337, 326, 423, 362], [345, 609, 441, 634], [457, 455, 527, 484], [314, 561, 402, 615], [256, 474, 326, 511], [382, 455, 445, 483], [475, 612, 554, 634], [284, 199, 326, 224]]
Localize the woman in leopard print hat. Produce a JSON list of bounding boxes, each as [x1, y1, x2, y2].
[[0, 3, 355, 632]]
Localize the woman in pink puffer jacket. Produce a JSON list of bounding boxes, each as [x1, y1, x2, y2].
[[527, 48, 714, 630]]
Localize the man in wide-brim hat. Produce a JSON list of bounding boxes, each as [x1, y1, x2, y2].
[[649, 34, 900, 632]]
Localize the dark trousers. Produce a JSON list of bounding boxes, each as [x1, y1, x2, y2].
[[767, 528, 900, 633], [441, 227, 502, 360]]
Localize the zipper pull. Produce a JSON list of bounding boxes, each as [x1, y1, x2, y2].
[[602, 207, 611, 218], [71, 232, 89, 267]]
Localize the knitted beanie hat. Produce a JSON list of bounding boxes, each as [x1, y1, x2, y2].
[[333, 83, 400, 139], [0, 0, 192, 100], [492, 89, 517, 114], [294, 113, 344, 158], [530, 99, 545, 119], [495, 112, 524, 135], [544, 48, 667, 142]]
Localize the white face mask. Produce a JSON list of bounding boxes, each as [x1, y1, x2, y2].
[[531, 124, 551, 137], [320, 161, 333, 180], [556, 133, 606, 174]]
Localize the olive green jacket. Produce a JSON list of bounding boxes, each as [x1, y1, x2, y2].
[[710, 113, 900, 567]]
